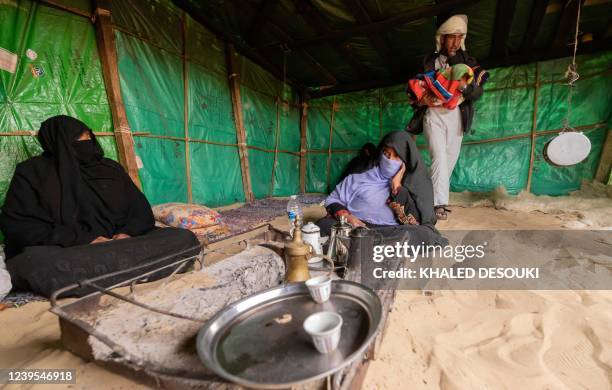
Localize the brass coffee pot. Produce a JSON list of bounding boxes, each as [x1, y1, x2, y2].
[[285, 216, 336, 283], [284, 215, 312, 282]]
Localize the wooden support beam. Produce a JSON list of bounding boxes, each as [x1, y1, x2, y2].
[[595, 128, 612, 183], [378, 89, 383, 140], [490, 0, 518, 58], [268, 98, 281, 197], [342, 0, 401, 75], [295, 0, 372, 79], [519, 0, 549, 54], [225, 43, 255, 203], [40, 0, 91, 18], [92, 0, 141, 188], [325, 98, 337, 192], [257, 0, 473, 50], [526, 63, 540, 193], [299, 99, 308, 193], [172, 0, 306, 93], [181, 12, 193, 203], [552, 0, 582, 50]]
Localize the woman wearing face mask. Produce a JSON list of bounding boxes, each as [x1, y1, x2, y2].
[[0, 115, 200, 298], [317, 131, 440, 239]]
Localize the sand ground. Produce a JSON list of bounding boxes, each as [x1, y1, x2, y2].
[[1, 204, 610, 389], [362, 208, 612, 390]]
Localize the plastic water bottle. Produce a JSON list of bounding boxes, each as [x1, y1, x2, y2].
[[287, 195, 303, 237]]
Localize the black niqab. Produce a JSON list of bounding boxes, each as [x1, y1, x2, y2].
[[38, 115, 106, 225]]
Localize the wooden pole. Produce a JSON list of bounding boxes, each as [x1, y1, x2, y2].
[[325, 97, 337, 192], [299, 99, 309, 193], [378, 88, 383, 140], [225, 43, 255, 203], [182, 12, 193, 203], [93, 0, 141, 188], [526, 62, 540, 192], [595, 128, 612, 183], [269, 97, 281, 197], [40, 0, 91, 18]]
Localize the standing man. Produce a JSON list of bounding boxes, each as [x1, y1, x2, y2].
[[406, 15, 486, 220]]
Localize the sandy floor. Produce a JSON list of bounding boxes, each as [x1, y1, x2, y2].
[[362, 205, 612, 390], [1, 203, 610, 389]]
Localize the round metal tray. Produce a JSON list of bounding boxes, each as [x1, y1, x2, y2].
[[196, 280, 382, 388]]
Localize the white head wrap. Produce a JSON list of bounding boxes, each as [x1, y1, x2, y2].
[[435, 14, 468, 52]]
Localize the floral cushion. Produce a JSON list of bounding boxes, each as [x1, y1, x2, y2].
[[152, 203, 221, 229]]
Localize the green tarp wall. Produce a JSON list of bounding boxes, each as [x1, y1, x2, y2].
[[0, 0, 116, 209], [307, 51, 612, 196], [112, 0, 301, 206], [0, 0, 302, 222]]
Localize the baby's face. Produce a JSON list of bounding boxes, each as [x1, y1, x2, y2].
[[458, 78, 468, 89]]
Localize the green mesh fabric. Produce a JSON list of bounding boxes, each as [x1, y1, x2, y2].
[[306, 51, 612, 196]]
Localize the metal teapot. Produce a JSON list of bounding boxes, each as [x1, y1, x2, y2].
[[326, 216, 353, 268], [301, 222, 322, 255]]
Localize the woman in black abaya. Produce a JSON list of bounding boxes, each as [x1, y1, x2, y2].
[[0, 115, 200, 297]]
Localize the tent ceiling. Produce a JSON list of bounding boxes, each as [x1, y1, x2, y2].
[[172, 0, 612, 98]]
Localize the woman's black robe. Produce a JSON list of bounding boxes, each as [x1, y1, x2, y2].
[[0, 115, 199, 297]]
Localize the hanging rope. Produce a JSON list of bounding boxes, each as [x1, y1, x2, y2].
[[562, 0, 582, 131]]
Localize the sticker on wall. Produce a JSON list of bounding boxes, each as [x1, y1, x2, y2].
[[29, 64, 44, 78], [26, 49, 38, 60], [0, 47, 18, 73]]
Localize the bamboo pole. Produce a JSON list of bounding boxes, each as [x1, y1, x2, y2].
[[3, 122, 604, 152], [0, 131, 150, 137], [268, 97, 282, 197], [378, 88, 383, 140], [595, 128, 612, 183], [299, 99, 309, 193], [129, 133, 301, 154], [325, 97, 337, 192], [526, 62, 540, 192], [40, 0, 91, 18], [112, 24, 182, 57], [93, 0, 141, 188], [182, 12, 193, 203], [225, 43, 255, 203], [181, 22, 194, 203]]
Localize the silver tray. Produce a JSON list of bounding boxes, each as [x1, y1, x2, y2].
[[196, 280, 382, 388]]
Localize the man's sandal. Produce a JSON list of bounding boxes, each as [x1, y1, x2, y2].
[[434, 205, 451, 221]]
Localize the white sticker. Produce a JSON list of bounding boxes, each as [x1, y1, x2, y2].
[[26, 49, 37, 60], [136, 155, 144, 169], [0, 47, 18, 73]]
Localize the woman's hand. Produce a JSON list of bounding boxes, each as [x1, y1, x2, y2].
[[91, 236, 111, 244], [390, 163, 406, 196], [112, 233, 131, 240], [346, 214, 366, 228]]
